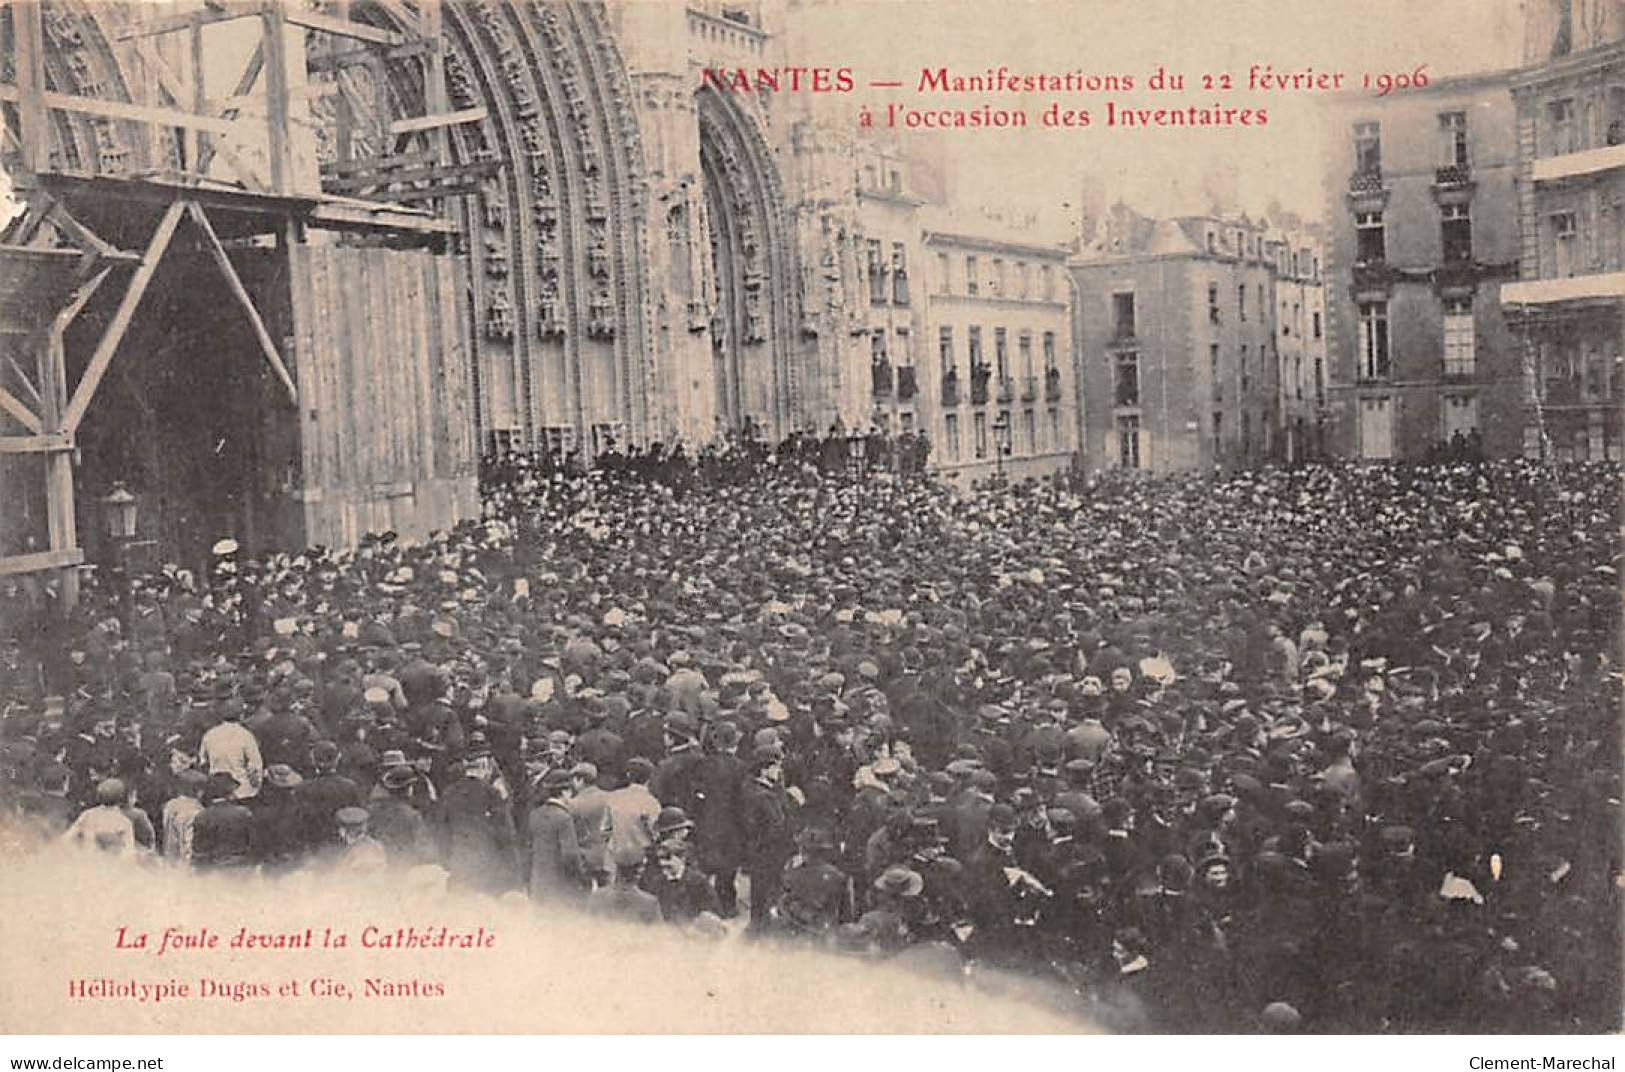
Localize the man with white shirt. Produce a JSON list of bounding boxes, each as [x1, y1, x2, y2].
[[198, 701, 263, 800]]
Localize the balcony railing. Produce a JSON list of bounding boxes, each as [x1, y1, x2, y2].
[[1349, 169, 1385, 194], [1021, 374, 1037, 401], [1435, 164, 1471, 187], [970, 365, 991, 404], [1044, 367, 1063, 401], [996, 376, 1014, 404], [872, 361, 894, 398], [941, 371, 961, 406], [897, 365, 917, 401], [1443, 357, 1477, 381]]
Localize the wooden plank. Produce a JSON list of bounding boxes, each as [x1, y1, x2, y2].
[[62, 200, 185, 433], [324, 159, 499, 191], [184, 201, 298, 405], [52, 265, 113, 333], [375, 182, 483, 204], [305, 38, 433, 74], [0, 432, 73, 453], [0, 547, 84, 576], [319, 150, 436, 178], [283, 9, 405, 46], [369, 0, 423, 36], [0, 85, 245, 135], [387, 107, 486, 136], [112, 7, 254, 41], [0, 383, 43, 433]]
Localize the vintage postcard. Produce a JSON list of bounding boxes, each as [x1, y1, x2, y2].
[[0, 0, 1619, 1044]]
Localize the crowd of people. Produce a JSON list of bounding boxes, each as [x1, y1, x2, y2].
[[0, 445, 1619, 1032]]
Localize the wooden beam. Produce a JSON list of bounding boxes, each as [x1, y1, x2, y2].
[[283, 9, 405, 46], [325, 159, 500, 194], [5, 355, 44, 409], [0, 383, 43, 433], [190, 21, 206, 168], [387, 107, 487, 136], [4, 193, 56, 246], [15, 0, 49, 176], [261, 6, 291, 194], [53, 265, 114, 333], [44, 205, 122, 260], [112, 6, 254, 41], [197, 43, 263, 174], [0, 548, 85, 577], [306, 37, 431, 73], [184, 201, 298, 406], [0, 432, 73, 454], [0, 84, 246, 135], [320, 150, 437, 178], [62, 201, 185, 433]]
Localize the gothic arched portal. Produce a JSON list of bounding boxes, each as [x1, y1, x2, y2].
[[696, 84, 802, 441]]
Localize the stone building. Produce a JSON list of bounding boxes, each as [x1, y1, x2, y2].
[[918, 212, 1075, 484], [1070, 208, 1312, 474], [1267, 225, 1331, 463], [1500, 0, 1625, 461], [1320, 70, 1524, 461]]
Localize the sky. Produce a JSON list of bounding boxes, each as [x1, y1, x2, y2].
[[784, 0, 1528, 234]]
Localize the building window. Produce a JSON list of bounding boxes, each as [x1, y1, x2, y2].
[[1042, 331, 1056, 371], [968, 326, 983, 369], [891, 242, 910, 304], [900, 411, 914, 434], [1212, 411, 1223, 462], [1442, 202, 1472, 263], [994, 327, 1009, 380], [1048, 406, 1060, 446], [1356, 211, 1386, 264], [1314, 356, 1325, 405], [1210, 343, 1222, 402], [966, 255, 979, 296], [867, 239, 886, 304], [889, 169, 902, 192], [1114, 351, 1140, 407], [1354, 120, 1382, 174], [1443, 297, 1475, 377], [1440, 111, 1469, 168], [1112, 292, 1136, 338], [1549, 97, 1578, 155], [1208, 283, 1220, 323], [1237, 284, 1247, 321], [938, 326, 954, 376], [937, 252, 952, 294], [974, 411, 988, 458], [1023, 408, 1036, 454], [945, 413, 960, 461], [1358, 300, 1391, 380], [1040, 265, 1053, 300], [543, 425, 577, 460], [1206, 230, 1218, 254], [1313, 310, 1322, 339], [1552, 210, 1579, 276], [1241, 410, 1252, 458], [1116, 414, 1141, 469], [1442, 393, 1479, 445], [1018, 331, 1034, 380], [1359, 396, 1394, 460], [1016, 262, 1030, 299], [1240, 343, 1251, 395]]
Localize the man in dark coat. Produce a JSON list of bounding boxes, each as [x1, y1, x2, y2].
[[191, 773, 256, 870], [696, 720, 748, 916], [294, 740, 363, 853], [527, 767, 583, 903], [741, 748, 796, 931], [436, 749, 518, 895]]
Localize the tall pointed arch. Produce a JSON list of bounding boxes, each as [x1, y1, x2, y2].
[[697, 83, 802, 440]]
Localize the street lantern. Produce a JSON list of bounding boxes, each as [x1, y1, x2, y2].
[[102, 482, 138, 540]]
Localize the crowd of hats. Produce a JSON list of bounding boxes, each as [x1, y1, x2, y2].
[[0, 447, 1620, 1032]]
